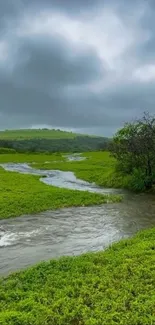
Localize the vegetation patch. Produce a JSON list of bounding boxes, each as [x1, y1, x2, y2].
[[0, 129, 109, 153], [0, 129, 79, 140], [111, 113, 155, 191], [28, 151, 132, 189], [0, 227, 154, 325], [0, 162, 121, 220]]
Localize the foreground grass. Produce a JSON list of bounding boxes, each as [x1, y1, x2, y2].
[[0, 228, 154, 325], [0, 167, 120, 220]]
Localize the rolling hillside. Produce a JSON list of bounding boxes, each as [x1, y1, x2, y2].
[[0, 129, 109, 153], [0, 129, 80, 140]]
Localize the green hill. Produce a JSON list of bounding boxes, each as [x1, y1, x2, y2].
[[0, 129, 81, 140], [0, 129, 108, 153]]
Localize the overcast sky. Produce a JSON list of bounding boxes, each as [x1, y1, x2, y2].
[[0, 0, 155, 135]]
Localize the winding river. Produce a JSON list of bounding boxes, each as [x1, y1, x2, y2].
[[0, 162, 123, 194], [0, 161, 155, 276]]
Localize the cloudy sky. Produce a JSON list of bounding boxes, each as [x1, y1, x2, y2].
[[0, 0, 155, 135]]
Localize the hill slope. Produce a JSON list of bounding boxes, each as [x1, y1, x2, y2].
[[0, 129, 108, 153], [0, 129, 80, 140]]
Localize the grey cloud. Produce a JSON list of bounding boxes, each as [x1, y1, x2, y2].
[[0, 32, 105, 127], [13, 37, 104, 90], [0, 0, 155, 134], [0, 0, 24, 31], [31, 0, 98, 15], [0, 0, 100, 27]]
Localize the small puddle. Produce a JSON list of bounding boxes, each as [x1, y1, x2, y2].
[[64, 154, 86, 162]]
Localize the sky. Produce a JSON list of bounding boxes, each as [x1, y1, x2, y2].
[[0, 0, 155, 136]]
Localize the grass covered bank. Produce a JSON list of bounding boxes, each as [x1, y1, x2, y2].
[[0, 168, 120, 220], [0, 151, 131, 188], [30, 151, 132, 189], [0, 151, 123, 219], [0, 228, 154, 325]]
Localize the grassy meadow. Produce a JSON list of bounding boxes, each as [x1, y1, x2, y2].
[[0, 227, 154, 325], [0, 152, 122, 220]]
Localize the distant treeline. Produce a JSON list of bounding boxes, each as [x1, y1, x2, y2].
[[0, 136, 110, 153]]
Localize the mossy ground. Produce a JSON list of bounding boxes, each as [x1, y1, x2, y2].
[[0, 228, 154, 325]]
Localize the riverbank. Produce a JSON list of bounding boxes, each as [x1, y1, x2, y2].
[[0, 167, 121, 220], [0, 227, 154, 325], [30, 151, 132, 189], [0, 150, 142, 190], [0, 151, 124, 220], [0, 151, 129, 189]]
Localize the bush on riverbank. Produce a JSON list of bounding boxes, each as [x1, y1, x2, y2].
[[110, 113, 155, 191], [0, 228, 154, 325]]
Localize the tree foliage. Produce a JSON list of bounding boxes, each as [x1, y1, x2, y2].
[[110, 112, 155, 190], [0, 136, 110, 153]]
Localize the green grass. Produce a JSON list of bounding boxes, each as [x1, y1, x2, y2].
[[0, 151, 133, 219], [0, 227, 154, 325], [0, 155, 121, 220], [0, 152, 66, 164], [0, 129, 84, 140], [0, 151, 130, 188], [30, 151, 131, 189]]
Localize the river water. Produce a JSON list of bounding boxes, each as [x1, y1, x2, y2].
[[0, 162, 155, 276]]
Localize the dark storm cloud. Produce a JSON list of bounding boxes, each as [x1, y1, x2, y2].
[[0, 0, 155, 134], [31, 0, 98, 15], [13, 37, 104, 90], [0, 33, 105, 127]]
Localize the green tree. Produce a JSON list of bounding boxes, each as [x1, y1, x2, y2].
[[111, 112, 155, 190]]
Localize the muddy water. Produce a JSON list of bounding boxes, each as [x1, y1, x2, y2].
[[0, 194, 155, 276], [0, 162, 155, 276]]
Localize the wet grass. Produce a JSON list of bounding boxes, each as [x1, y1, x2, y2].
[[0, 227, 154, 325], [0, 169, 121, 220], [30, 151, 131, 189], [0, 152, 66, 164], [0, 152, 122, 219], [0, 151, 130, 188]]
